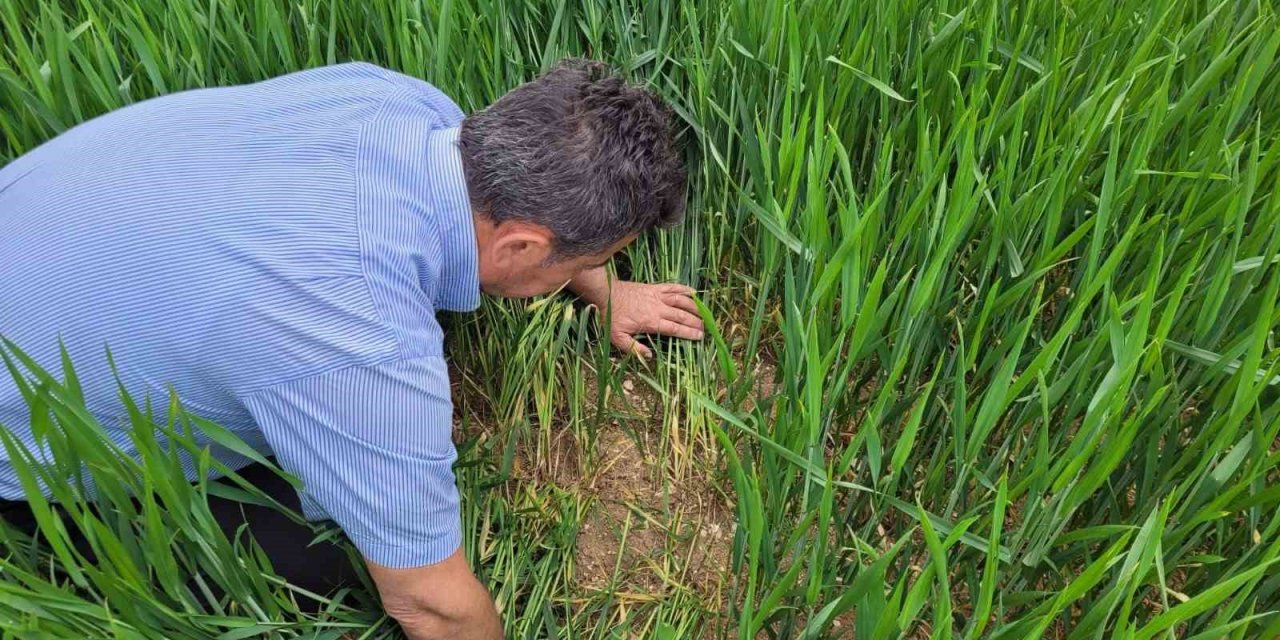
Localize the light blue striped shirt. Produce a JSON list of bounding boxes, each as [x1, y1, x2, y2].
[[0, 63, 479, 567]]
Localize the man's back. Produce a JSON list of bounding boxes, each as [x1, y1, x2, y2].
[[0, 63, 471, 499]]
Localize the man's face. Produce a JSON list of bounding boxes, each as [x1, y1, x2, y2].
[[473, 216, 634, 298]]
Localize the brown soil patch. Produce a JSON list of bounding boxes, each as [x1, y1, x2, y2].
[[504, 365, 736, 602], [571, 428, 732, 597]]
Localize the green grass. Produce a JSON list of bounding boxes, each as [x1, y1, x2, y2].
[[3, 0, 1280, 638]]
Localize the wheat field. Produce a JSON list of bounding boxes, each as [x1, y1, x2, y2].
[[2, 0, 1279, 638]]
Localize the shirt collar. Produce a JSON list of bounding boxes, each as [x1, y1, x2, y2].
[[424, 127, 481, 312]]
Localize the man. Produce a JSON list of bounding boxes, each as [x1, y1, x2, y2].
[[0, 59, 702, 638]]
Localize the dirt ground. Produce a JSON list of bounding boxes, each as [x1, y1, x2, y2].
[[566, 427, 733, 596], [448, 345, 799, 633], [507, 367, 736, 602]]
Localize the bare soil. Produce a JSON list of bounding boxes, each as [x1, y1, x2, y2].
[[503, 365, 736, 602], [569, 428, 733, 596]]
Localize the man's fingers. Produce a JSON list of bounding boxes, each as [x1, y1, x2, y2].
[[664, 308, 705, 332], [631, 340, 653, 359], [660, 283, 696, 296], [663, 292, 701, 315], [617, 334, 652, 359], [658, 318, 705, 341]]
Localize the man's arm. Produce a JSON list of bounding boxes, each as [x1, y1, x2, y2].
[[239, 355, 502, 638], [568, 266, 704, 358], [565, 265, 615, 308], [367, 549, 502, 640]]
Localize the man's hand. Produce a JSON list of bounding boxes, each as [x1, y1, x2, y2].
[[366, 549, 503, 640], [568, 267, 704, 358]]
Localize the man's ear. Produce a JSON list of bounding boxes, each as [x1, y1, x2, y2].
[[490, 221, 555, 268]]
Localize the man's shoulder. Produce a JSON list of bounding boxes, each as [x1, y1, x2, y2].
[[281, 62, 464, 126]]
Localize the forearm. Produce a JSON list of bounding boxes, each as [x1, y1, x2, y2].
[[567, 266, 612, 307], [368, 551, 503, 640], [394, 602, 503, 640]]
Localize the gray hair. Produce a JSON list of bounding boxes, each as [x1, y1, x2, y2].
[[458, 59, 687, 258]]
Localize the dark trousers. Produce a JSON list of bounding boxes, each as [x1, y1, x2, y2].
[[0, 460, 360, 606]]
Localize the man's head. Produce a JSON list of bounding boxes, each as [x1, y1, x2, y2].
[[459, 58, 687, 298]]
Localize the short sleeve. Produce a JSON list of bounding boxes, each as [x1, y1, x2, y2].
[[240, 356, 460, 568]]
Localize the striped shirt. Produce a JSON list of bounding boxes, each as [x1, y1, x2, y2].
[[0, 63, 479, 567]]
